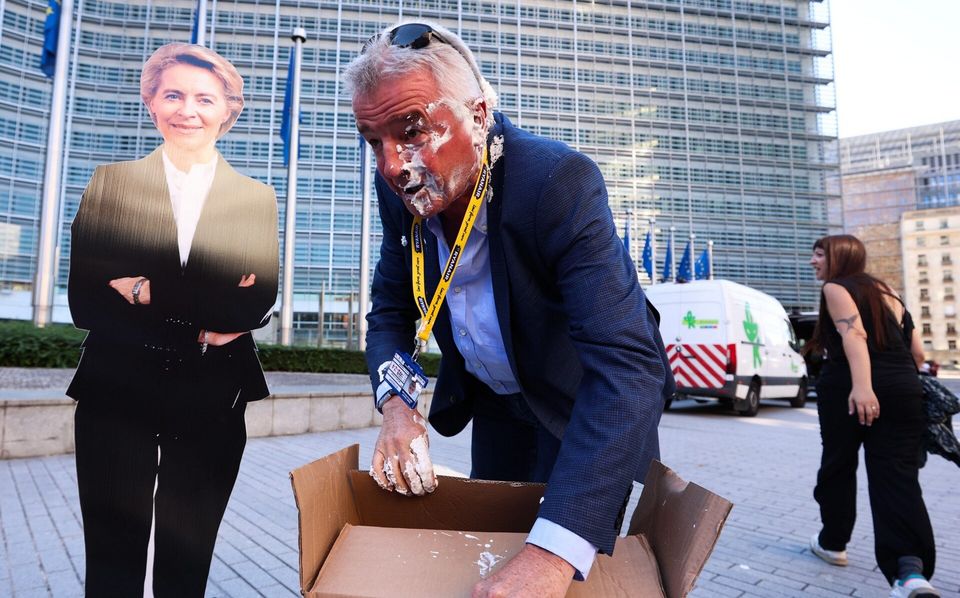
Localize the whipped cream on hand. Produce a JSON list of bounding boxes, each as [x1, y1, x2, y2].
[[370, 398, 438, 496]]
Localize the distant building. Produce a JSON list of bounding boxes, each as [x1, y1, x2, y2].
[[839, 120, 960, 296], [900, 207, 960, 366], [1, 0, 838, 342]]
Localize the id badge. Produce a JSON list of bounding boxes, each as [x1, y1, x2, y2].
[[384, 351, 429, 409]]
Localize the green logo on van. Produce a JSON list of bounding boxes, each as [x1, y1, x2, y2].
[[682, 310, 719, 329], [743, 303, 762, 367]]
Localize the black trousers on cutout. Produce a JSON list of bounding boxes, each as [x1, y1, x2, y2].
[[813, 383, 935, 584], [75, 389, 246, 598]]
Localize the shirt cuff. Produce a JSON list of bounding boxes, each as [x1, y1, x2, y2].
[[526, 517, 598, 581]]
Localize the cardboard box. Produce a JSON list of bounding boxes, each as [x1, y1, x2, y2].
[[290, 445, 732, 597]]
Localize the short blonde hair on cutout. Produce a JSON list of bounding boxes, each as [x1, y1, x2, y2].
[[141, 43, 245, 138]]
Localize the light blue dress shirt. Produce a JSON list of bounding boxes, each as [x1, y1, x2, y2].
[[426, 201, 598, 579]]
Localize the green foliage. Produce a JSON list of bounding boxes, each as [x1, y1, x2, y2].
[[0, 321, 442, 376], [0, 320, 85, 367], [256, 344, 440, 377]]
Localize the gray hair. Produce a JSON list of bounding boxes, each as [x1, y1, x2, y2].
[[344, 20, 498, 126]]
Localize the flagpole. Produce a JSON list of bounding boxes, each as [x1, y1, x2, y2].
[[208, 0, 217, 47], [707, 240, 714, 280], [357, 136, 372, 352], [33, 0, 73, 328], [689, 233, 696, 281], [669, 226, 676, 283], [194, 0, 208, 46], [649, 217, 657, 284], [280, 27, 306, 346]]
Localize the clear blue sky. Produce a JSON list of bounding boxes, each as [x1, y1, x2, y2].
[[830, 0, 960, 138]]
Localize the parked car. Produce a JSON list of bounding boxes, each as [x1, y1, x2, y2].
[[646, 279, 808, 417], [789, 311, 821, 397]]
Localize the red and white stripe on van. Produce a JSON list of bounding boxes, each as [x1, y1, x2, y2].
[[666, 343, 736, 389]]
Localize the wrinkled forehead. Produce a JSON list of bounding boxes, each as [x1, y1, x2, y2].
[[156, 62, 225, 92], [353, 75, 468, 134], [355, 109, 428, 135]]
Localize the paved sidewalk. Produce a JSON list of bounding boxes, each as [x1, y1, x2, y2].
[[1, 379, 959, 597]]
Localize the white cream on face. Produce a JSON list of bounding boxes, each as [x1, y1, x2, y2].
[[400, 148, 444, 217], [394, 116, 446, 217], [396, 100, 487, 218]]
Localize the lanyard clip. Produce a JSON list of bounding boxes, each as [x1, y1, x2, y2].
[[411, 338, 425, 362]]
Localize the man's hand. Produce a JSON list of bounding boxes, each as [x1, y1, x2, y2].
[[370, 397, 438, 495], [472, 544, 574, 598], [109, 276, 150, 305]]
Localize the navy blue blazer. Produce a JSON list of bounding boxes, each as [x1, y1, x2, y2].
[[365, 113, 675, 555]]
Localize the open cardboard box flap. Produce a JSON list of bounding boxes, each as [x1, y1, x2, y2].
[[290, 445, 732, 597]]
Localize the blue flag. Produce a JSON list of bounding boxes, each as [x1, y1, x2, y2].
[[678, 241, 693, 282], [695, 248, 710, 280], [622, 218, 631, 253], [280, 52, 302, 167], [662, 239, 673, 281], [40, 0, 60, 77], [641, 231, 653, 279], [190, 0, 202, 44]]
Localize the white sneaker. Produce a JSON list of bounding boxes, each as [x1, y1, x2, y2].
[[809, 533, 848, 566], [889, 575, 940, 598]]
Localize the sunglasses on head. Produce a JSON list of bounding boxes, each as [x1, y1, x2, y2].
[[361, 23, 449, 54]]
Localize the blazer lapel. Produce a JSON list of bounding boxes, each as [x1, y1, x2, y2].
[[138, 148, 181, 273], [183, 152, 234, 278], [485, 119, 520, 381]]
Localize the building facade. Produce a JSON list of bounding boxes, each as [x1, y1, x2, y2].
[[838, 120, 960, 296], [901, 206, 960, 366], [0, 0, 837, 344]]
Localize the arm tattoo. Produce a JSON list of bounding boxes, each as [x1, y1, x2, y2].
[[834, 313, 860, 333]]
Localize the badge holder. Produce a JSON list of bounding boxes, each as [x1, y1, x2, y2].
[[383, 350, 428, 409]]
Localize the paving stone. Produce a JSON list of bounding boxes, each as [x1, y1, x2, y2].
[[213, 576, 261, 598], [689, 575, 746, 597], [3, 374, 960, 597], [208, 558, 238, 583], [45, 570, 83, 597], [258, 583, 299, 598], [229, 559, 282, 590]]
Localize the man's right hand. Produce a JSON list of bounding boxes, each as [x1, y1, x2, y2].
[[370, 396, 438, 496]]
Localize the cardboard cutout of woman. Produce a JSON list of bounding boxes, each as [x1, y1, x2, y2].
[[66, 43, 279, 596]]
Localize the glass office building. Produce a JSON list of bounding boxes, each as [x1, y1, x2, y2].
[[0, 0, 837, 342]]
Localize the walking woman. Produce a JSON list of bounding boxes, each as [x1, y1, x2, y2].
[[67, 43, 278, 596], [807, 235, 938, 597]]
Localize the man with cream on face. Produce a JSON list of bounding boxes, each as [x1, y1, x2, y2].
[[347, 21, 674, 597]]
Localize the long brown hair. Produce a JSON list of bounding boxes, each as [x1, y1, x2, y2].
[[805, 234, 896, 355]]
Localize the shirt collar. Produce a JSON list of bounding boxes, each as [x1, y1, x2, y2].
[[425, 196, 489, 239], [161, 150, 218, 181]]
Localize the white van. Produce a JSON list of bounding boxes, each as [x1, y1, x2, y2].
[[645, 279, 807, 417]]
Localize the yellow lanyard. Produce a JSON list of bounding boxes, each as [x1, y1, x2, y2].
[[410, 146, 491, 359]]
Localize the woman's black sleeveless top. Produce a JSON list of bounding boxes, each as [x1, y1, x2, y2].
[[818, 276, 921, 397]]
